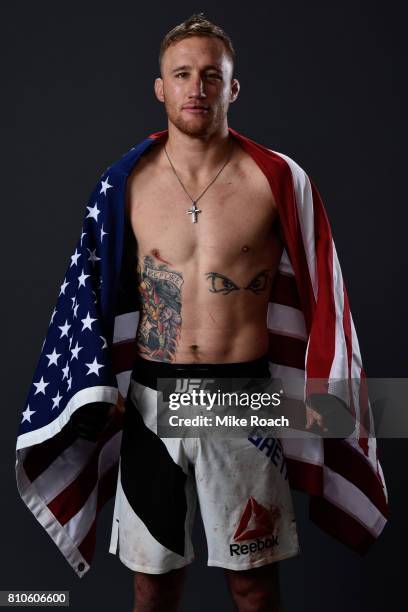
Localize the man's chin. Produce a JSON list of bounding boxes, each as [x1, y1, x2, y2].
[[170, 115, 217, 138]]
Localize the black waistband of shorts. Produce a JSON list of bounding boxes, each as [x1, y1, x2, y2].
[[130, 353, 271, 390]]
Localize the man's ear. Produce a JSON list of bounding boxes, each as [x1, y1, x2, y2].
[[154, 77, 164, 102], [230, 78, 240, 103]]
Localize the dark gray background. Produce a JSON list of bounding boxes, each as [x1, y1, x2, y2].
[[4, 1, 407, 610]]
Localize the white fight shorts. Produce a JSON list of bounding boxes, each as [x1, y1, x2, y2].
[[109, 354, 300, 573]]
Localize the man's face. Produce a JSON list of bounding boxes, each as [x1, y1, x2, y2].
[[155, 36, 240, 138]]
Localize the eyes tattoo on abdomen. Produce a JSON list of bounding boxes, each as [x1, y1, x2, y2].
[[205, 270, 272, 295], [136, 255, 183, 362]]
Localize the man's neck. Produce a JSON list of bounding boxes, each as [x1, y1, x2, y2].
[[163, 122, 234, 180]]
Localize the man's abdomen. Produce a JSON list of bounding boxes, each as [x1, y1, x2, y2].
[[134, 254, 275, 364]]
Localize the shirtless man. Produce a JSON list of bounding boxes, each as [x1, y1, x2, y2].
[[105, 14, 298, 612], [69, 12, 327, 611], [70, 13, 331, 612], [15, 8, 387, 600]]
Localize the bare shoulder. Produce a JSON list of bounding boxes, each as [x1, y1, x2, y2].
[[127, 142, 164, 186], [125, 143, 164, 217], [232, 139, 278, 212]]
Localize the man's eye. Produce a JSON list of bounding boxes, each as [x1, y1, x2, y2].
[[175, 72, 220, 79]]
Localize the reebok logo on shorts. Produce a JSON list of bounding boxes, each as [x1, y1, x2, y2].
[[230, 496, 280, 556]]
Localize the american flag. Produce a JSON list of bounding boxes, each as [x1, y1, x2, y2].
[[15, 127, 388, 577]]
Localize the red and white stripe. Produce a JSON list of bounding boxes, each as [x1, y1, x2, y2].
[[230, 127, 388, 552]]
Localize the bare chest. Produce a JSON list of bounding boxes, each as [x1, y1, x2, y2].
[[126, 144, 279, 266]]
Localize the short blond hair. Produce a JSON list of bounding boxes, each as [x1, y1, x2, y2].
[[159, 13, 236, 75]]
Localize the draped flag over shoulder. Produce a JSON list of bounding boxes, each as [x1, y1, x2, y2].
[[16, 126, 388, 577]]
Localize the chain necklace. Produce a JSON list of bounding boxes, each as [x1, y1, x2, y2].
[[164, 139, 233, 223]]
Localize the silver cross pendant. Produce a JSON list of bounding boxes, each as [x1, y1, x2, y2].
[[186, 201, 202, 223]]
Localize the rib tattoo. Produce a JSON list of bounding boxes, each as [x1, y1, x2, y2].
[[136, 255, 183, 362]]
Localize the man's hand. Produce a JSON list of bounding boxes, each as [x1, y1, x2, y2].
[[71, 392, 125, 441], [71, 402, 113, 441], [305, 406, 328, 433], [106, 392, 126, 418], [115, 391, 126, 414]]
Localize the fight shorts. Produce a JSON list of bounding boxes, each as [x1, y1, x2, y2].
[[109, 354, 300, 573]]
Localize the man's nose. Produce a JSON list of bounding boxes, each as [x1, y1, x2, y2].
[[188, 76, 206, 98]]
